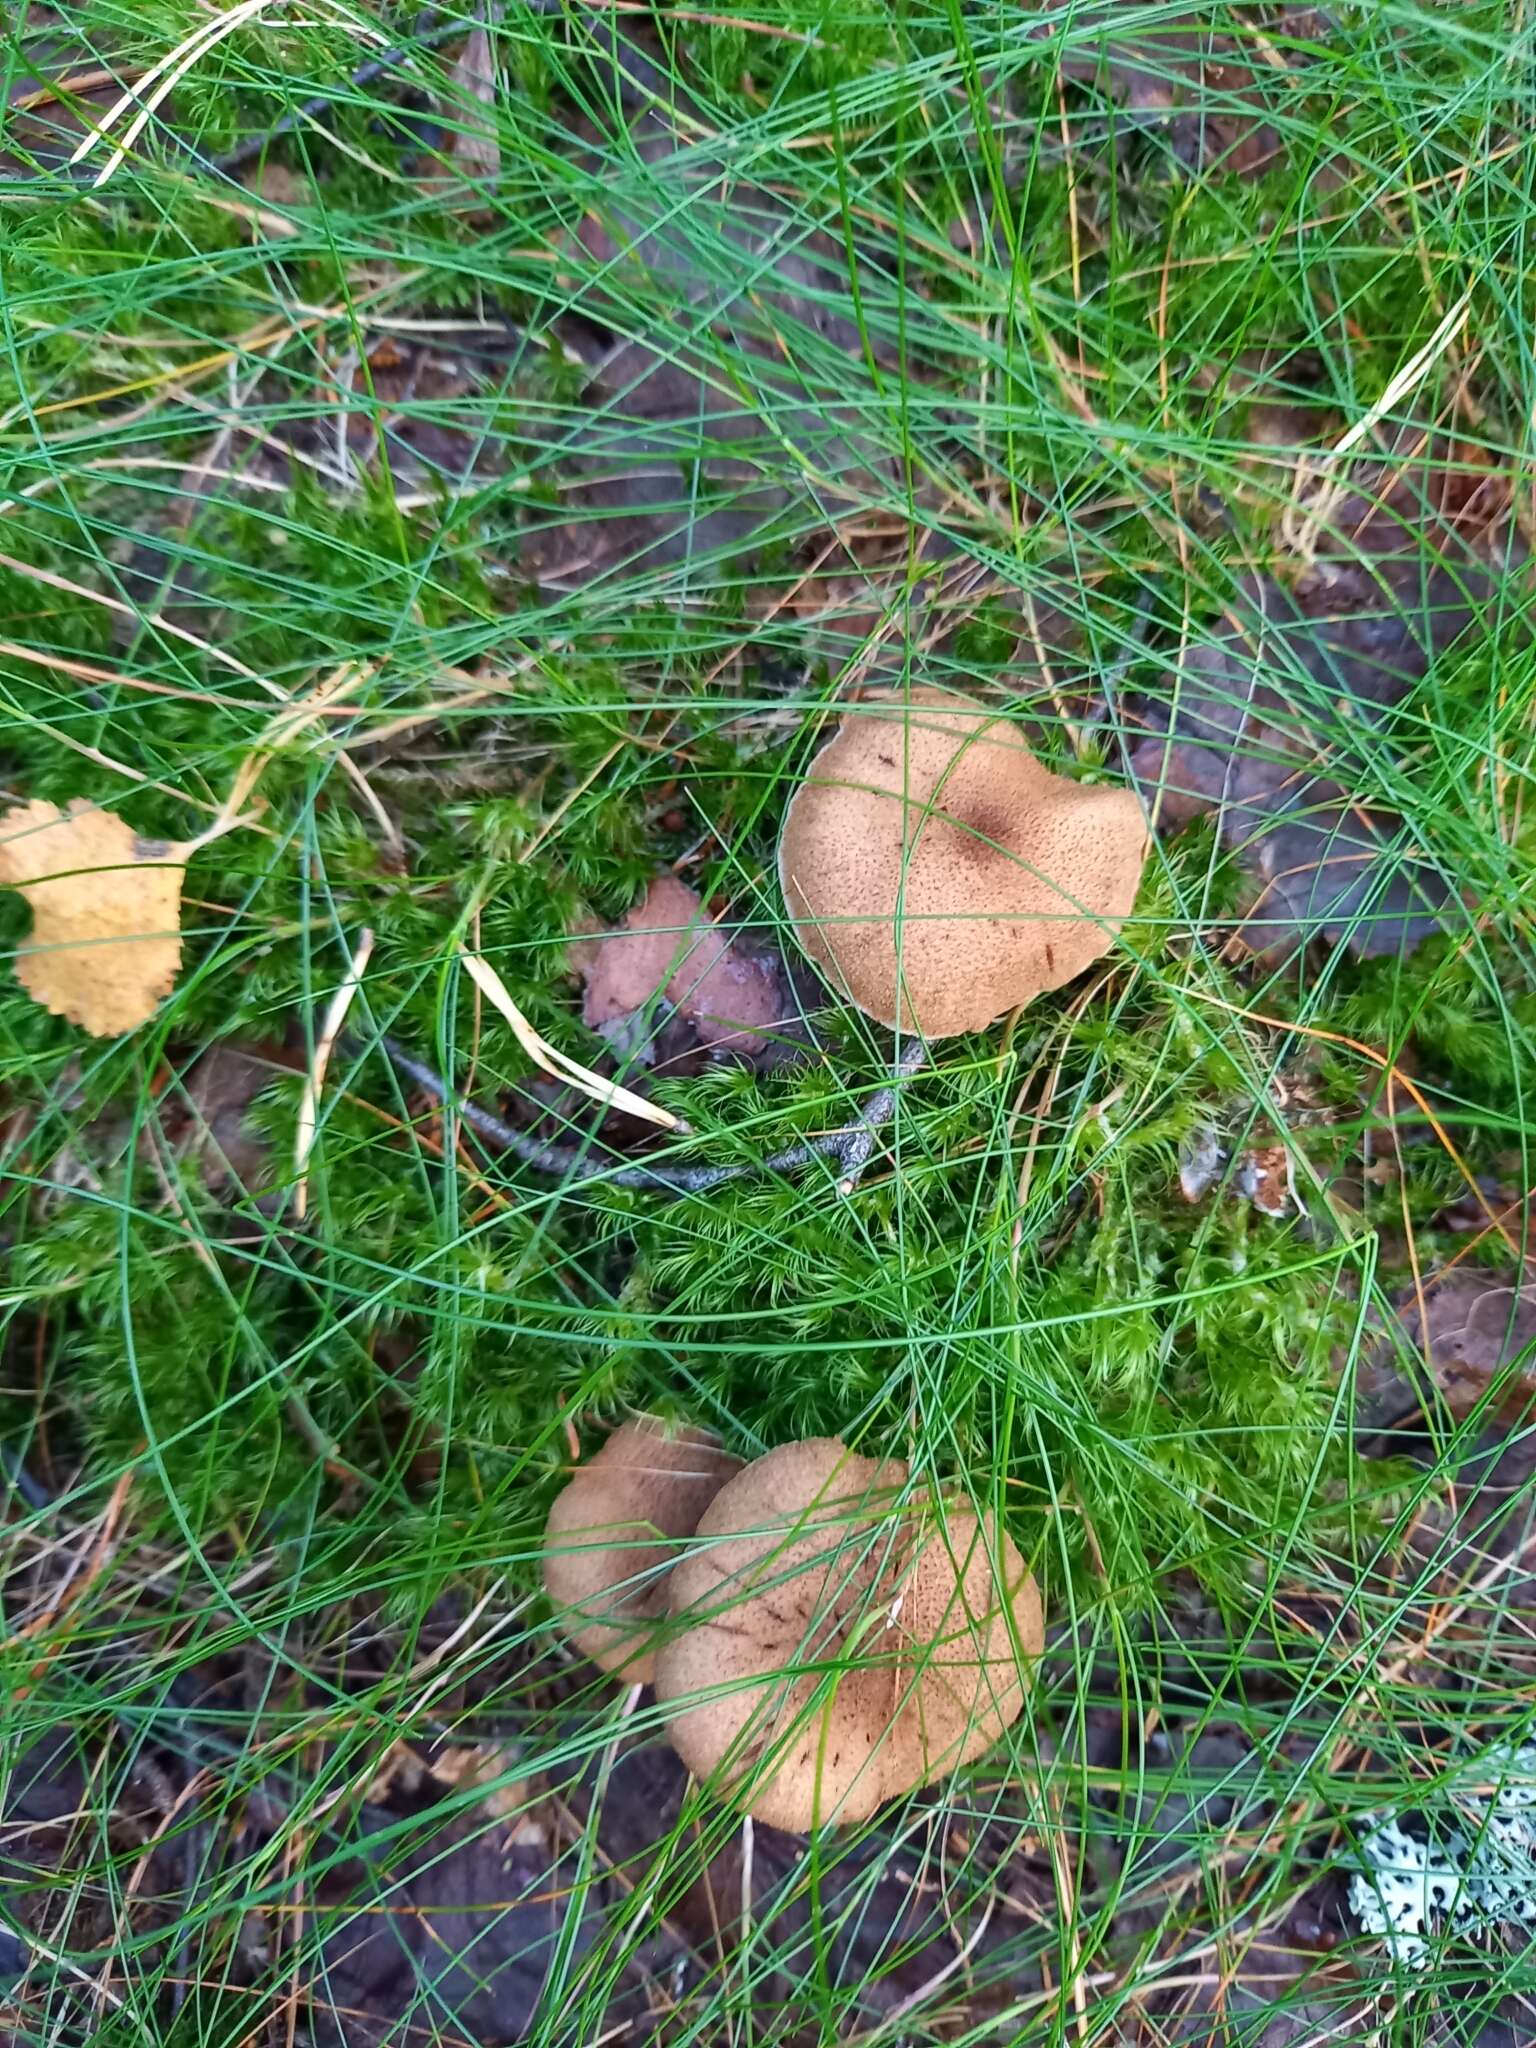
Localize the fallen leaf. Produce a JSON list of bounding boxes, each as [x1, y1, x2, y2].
[[575, 874, 788, 1058], [360, 1739, 430, 1807], [1378, 1273, 1536, 1423], [428, 1742, 529, 1822], [1192, 348, 1337, 480], [522, 119, 899, 585], [1052, 2, 1338, 184], [448, 16, 500, 184], [165, 1039, 294, 1205], [1128, 451, 1525, 957], [576, 875, 705, 1030], [1436, 1180, 1536, 1258], [242, 159, 311, 209], [414, 8, 501, 215], [1179, 1124, 1227, 1203], [113, 326, 523, 659], [1355, 1347, 1536, 1685], [790, 526, 1090, 702], [1234, 1143, 1294, 1218], [0, 1727, 89, 1983], [1178, 1126, 1294, 1214], [585, 1740, 1043, 2024], [0, 799, 186, 1036], [314, 1813, 611, 2048]]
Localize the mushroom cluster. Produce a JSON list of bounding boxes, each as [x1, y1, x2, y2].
[[544, 1424, 1042, 1828], [779, 686, 1147, 1039]]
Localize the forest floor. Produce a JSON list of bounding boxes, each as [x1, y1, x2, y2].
[[3, 3, 1536, 2043]]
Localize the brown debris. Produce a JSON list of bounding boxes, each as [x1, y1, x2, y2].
[[1379, 1273, 1536, 1423], [577, 875, 708, 1028], [447, 11, 500, 185], [585, 1738, 1047, 2023], [417, 7, 501, 211], [1178, 1127, 1294, 1215], [427, 1743, 529, 1824], [1128, 451, 1526, 957], [574, 874, 789, 1060], [522, 119, 898, 585], [1234, 1143, 1294, 1218], [165, 1040, 293, 1204], [313, 1813, 615, 2047], [1054, 3, 1339, 184], [788, 531, 1091, 705], [2, 10, 135, 177]]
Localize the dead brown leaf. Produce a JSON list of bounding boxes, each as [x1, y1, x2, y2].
[[2, 8, 135, 178], [312, 1813, 614, 2048], [1381, 1272, 1536, 1423], [584, 1740, 1046, 2025], [0, 799, 186, 1037], [429, 1743, 529, 1822], [521, 117, 899, 586], [449, 15, 500, 184], [1128, 449, 1527, 958], [1235, 1142, 1293, 1217], [1178, 1126, 1295, 1215], [1052, 2, 1339, 185], [415, 7, 501, 216], [162, 1039, 295, 1207], [575, 874, 788, 1060]]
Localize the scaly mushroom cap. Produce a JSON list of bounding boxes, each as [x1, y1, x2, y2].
[[543, 1417, 742, 1682], [778, 688, 1147, 1037], [654, 1437, 1042, 1829]]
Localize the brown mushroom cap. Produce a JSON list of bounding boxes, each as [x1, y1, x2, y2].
[[654, 1437, 1042, 1829], [543, 1417, 742, 1682], [778, 687, 1147, 1038]]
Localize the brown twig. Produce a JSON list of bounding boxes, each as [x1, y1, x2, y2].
[[371, 1032, 928, 1198], [211, 8, 453, 175], [3, 1463, 135, 1691]]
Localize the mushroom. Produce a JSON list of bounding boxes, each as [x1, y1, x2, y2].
[[370, 689, 1147, 1199], [778, 686, 1147, 1039], [543, 1417, 742, 1681], [654, 1436, 1042, 1829]]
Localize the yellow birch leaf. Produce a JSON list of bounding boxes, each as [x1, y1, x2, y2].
[[0, 798, 187, 1037]]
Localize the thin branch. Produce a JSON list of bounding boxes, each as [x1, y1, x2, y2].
[[371, 1032, 928, 1198], [209, 0, 665, 178], [213, 7, 454, 175]]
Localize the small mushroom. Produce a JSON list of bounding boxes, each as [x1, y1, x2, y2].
[[654, 1436, 1042, 1829], [778, 687, 1147, 1038], [543, 1417, 742, 1682]]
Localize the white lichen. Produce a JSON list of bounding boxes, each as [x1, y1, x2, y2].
[[1348, 1742, 1536, 1970]]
